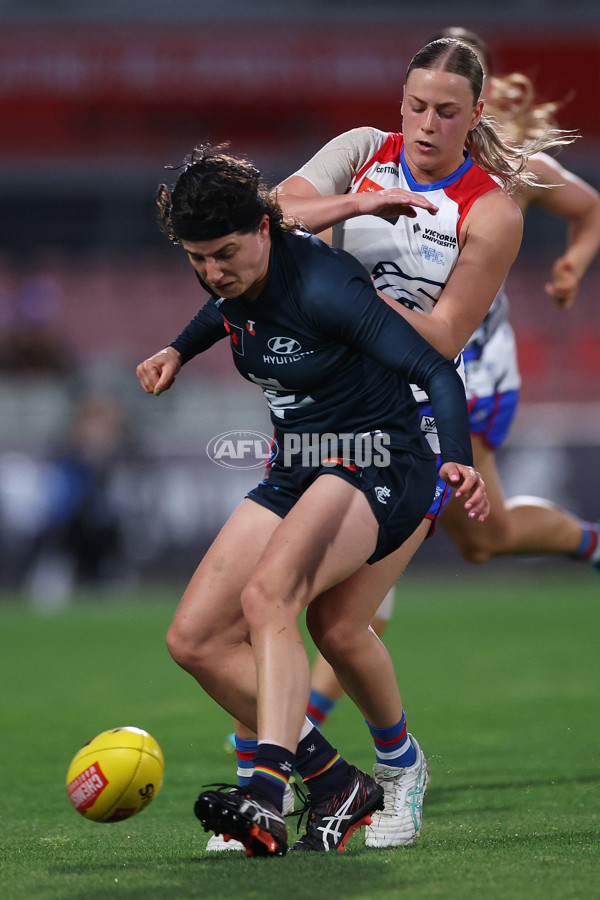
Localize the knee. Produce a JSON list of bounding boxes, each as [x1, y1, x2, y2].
[[165, 619, 215, 675], [240, 578, 270, 629], [456, 541, 493, 564], [241, 575, 301, 631], [307, 609, 359, 664], [444, 523, 497, 564]]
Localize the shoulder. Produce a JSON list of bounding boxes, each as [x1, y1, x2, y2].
[[469, 187, 522, 225], [316, 126, 390, 156], [455, 159, 500, 198], [516, 151, 600, 215], [462, 187, 523, 245], [523, 150, 594, 192], [281, 229, 369, 298], [285, 227, 367, 275], [294, 127, 393, 193], [441, 160, 501, 227], [526, 151, 563, 180], [508, 152, 564, 209]]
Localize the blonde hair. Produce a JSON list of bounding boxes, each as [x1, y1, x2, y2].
[[409, 39, 576, 193], [466, 112, 574, 193], [485, 72, 565, 144]]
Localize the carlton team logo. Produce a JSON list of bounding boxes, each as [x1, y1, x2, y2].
[[221, 317, 245, 355], [206, 431, 274, 469]]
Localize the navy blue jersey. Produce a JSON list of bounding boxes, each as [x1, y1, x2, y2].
[[170, 229, 472, 467]]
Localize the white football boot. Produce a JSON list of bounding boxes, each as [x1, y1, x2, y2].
[[364, 735, 430, 848], [205, 782, 295, 851]]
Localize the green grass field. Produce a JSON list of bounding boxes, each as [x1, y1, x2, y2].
[[1, 565, 599, 900]]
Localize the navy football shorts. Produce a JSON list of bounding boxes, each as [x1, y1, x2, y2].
[[245, 447, 436, 564]]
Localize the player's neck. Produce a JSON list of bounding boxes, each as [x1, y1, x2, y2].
[[404, 150, 467, 185]]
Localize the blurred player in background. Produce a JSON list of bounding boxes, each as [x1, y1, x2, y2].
[[137, 145, 488, 855], [215, 36, 571, 852], [298, 27, 600, 741], [431, 25, 600, 568]]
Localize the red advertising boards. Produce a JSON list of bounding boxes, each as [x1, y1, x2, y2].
[[1, 25, 598, 160]]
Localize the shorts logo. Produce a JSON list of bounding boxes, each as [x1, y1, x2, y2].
[[421, 415, 437, 433], [374, 486, 391, 504], [267, 336, 302, 355]]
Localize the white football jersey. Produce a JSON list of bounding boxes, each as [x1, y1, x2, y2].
[[297, 126, 498, 312], [295, 127, 503, 450]]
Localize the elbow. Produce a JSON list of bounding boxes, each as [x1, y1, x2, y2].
[[435, 335, 463, 360], [425, 318, 465, 360], [276, 192, 299, 219], [441, 345, 458, 361]]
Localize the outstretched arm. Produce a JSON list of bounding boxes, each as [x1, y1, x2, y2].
[[277, 174, 438, 234], [519, 152, 600, 309], [136, 297, 227, 396]]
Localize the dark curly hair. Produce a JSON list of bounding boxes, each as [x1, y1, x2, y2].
[[156, 144, 295, 243]]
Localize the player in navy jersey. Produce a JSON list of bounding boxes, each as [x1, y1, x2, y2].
[[136, 146, 489, 856]]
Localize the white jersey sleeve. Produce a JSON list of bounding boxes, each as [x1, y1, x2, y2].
[[293, 127, 387, 196]]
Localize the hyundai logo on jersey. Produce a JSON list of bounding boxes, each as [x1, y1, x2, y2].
[[267, 336, 302, 355]]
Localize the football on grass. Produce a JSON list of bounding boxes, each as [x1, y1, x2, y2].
[[66, 726, 164, 822]]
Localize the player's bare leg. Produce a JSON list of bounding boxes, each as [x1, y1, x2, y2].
[[166, 499, 281, 732], [304, 519, 431, 848], [306, 519, 429, 727], [199, 475, 385, 855], [308, 610, 391, 725], [241, 474, 380, 750], [441, 435, 585, 562]]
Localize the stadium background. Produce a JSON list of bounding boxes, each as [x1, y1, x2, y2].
[[1, 0, 599, 603]]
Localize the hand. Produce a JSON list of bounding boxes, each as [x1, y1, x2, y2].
[[545, 257, 579, 309], [355, 187, 438, 220], [439, 462, 489, 522], [136, 346, 182, 396]]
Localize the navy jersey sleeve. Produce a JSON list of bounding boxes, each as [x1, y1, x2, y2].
[[169, 297, 228, 364], [310, 258, 473, 466]]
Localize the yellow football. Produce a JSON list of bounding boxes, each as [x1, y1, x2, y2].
[[66, 726, 164, 823]]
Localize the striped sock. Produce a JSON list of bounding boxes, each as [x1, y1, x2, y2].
[[294, 725, 351, 799], [306, 688, 337, 728], [234, 736, 257, 787], [572, 522, 599, 561], [367, 712, 416, 768], [248, 742, 294, 810]]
